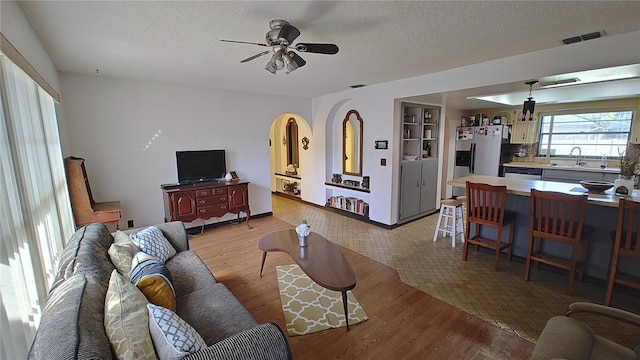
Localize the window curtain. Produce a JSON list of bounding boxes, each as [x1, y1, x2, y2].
[[0, 54, 74, 358]]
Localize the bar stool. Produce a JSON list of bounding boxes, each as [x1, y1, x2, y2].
[[433, 199, 465, 247], [525, 189, 589, 296], [604, 197, 640, 306], [456, 195, 467, 221], [463, 181, 516, 271]]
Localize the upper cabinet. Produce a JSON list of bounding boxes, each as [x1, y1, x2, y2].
[[343, 110, 363, 176], [510, 117, 540, 144], [402, 103, 440, 160]]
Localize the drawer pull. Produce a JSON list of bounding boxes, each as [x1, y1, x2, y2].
[[221, 205, 227, 209], [198, 200, 205, 205], [199, 209, 207, 213], [200, 191, 207, 196]]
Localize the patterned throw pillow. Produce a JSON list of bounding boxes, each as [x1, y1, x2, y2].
[[147, 304, 206, 360], [131, 252, 176, 312], [109, 231, 139, 279], [104, 269, 157, 360], [130, 226, 176, 263]]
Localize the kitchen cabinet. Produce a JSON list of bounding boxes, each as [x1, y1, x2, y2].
[[399, 157, 438, 222], [510, 117, 539, 144], [542, 169, 618, 184]]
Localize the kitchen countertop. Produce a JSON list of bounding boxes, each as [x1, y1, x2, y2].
[[503, 161, 621, 173], [448, 175, 638, 208]]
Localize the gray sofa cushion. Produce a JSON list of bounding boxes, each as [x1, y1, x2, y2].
[[184, 323, 292, 360], [29, 274, 112, 360], [176, 284, 258, 346], [166, 251, 217, 297], [52, 223, 115, 291]]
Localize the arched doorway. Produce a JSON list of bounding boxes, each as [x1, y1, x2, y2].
[[269, 113, 311, 200]]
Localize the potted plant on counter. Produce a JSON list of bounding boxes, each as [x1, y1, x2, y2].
[[614, 145, 639, 196]]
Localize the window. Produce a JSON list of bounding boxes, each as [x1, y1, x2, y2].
[[538, 110, 634, 158], [1, 54, 74, 357]]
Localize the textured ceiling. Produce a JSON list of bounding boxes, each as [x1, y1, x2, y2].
[[17, 1, 640, 101]]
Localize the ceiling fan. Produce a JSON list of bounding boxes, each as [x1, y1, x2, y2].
[[221, 19, 339, 74]]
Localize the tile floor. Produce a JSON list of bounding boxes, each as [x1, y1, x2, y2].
[[272, 194, 640, 348]]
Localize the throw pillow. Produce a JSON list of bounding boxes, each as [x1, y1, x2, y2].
[[104, 269, 157, 360], [109, 231, 139, 279], [131, 252, 176, 312], [130, 226, 176, 263], [147, 304, 206, 360]]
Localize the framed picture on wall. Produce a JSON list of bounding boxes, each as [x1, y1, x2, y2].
[[375, 140, 388, 150]]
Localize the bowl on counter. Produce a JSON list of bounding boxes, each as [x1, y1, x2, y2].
[[403, 155, 418, 161], [579, 180, 614, 193]]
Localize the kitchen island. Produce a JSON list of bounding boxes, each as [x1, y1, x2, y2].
[[448, 175, 639, 280]]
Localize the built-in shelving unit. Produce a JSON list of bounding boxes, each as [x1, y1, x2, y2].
[[399, 102, 440, 223], [274, 173, 301, 198]]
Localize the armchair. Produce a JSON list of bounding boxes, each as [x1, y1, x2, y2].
[[531, 302, 640, 360]]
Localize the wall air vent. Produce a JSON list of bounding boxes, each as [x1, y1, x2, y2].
[[561, 30, 606, 45]]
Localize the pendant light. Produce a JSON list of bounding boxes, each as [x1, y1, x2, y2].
[[521, 80, 538, 121]]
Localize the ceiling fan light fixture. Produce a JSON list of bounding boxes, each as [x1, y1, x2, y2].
[[264, 60, 277, 74]]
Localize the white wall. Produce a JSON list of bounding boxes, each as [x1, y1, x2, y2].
[[309, 31, 640, 226], [60, 73, 311, 228]]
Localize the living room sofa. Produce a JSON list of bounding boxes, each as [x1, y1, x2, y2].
[[28, 221, 291, 359]]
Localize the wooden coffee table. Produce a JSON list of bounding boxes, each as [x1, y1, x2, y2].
[[259, 230, 357, 330]]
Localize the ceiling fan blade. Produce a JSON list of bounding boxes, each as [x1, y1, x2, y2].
[[277, 24, 301, 44], [220, 39, 269, 47], [240, 51, 271, 63], [289, 52, 306, 68], [295, 43, 339, 55]]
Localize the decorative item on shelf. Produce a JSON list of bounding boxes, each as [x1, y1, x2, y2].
[[282, 180, 290, 192], [374, 140, 388, 149], [301, 136, 309, 150], [343, 180, 360, 187], [520, 80, 538, 121], [292, 182, 300, 196], [362, 176, 370, 189], [295, 219, 310, 247], [285, 163, 297, 176], [225, 172, 233, 181], [331, 174, 342, 183], [614, 145, 639, 196]]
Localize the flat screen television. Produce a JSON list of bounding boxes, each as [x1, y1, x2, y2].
[[176, 150, 226, 184]]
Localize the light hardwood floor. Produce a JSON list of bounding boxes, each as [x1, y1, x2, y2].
[[189, 215, 534, 359]]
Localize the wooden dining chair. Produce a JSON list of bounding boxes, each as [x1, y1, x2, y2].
[[604, 197, 640, 306], [525, 189, 588, 296], [462, 181, 516, 271]]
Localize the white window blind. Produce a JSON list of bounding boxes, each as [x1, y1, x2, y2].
[[0, 54, 74, 358]]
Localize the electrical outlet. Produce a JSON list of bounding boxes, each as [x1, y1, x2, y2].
[[127, 220, 134, 228]]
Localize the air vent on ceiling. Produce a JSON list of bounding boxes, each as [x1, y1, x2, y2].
[[350, 84, 366, 89], [561, 30, 606, 45]]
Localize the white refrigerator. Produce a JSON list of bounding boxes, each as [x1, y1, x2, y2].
[[453, 125, 509, 196]]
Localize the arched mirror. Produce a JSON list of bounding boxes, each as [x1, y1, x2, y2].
[[342, 110, 363, 176], [286, 118, 299, 168]]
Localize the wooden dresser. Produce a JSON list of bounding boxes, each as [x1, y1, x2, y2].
[[64, 156, 121, 230], [161, 180, 251, 228]]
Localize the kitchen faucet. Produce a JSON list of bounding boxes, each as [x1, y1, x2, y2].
[[570, 146, 583, 166]]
